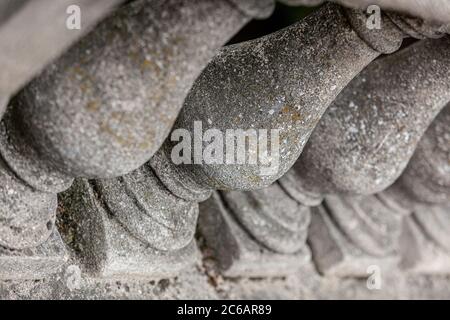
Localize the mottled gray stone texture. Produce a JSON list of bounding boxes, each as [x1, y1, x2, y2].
[[198, 191, 310, 277], [0, 231, 67, 280], [8, 0, 249, 180], [58, 179, 200, 279], [393, 106, 450, 206], [1, 0, 450, 299], [288, 0, 450, 24], [308, 203, 401, 277], [0, 0, 125, 117], [282, 37, 450, 202], [0, 0, 251, 254], [155, 3, 406, 194]]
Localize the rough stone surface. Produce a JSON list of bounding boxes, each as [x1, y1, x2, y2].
[[198, 192, 311, 277], [0, 0, 125, 116], [0, 230, 68, 280], [0, 0, 252, 255], [308, 203, 401, 277], [58, 179, 200, 280], [395, 105, 450, 205], [400, 211, 450, 274], [156, 3, 396, 193], [220, 183, 311, 254], [95, 165, 198, 252], [2, 0, 450, 299], [283, 37, 450, 198], [286, 0, 450, 24], [8, 0, 250, 180]]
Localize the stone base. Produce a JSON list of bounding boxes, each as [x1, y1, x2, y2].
[[0, 230, 68, 280], [399, 216, 450, 274], [199, 192, 311, 278], [308, 206, 399, 277], [58, 179, 200, 280]]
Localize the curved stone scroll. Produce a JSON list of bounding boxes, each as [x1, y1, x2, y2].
[[58, 178, 200, 279]]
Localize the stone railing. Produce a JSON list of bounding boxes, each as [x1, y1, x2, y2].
[[0, 0, 449, 296]]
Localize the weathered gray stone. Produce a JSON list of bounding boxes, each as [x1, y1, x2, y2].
[[8, 0, 250, 180], [58, 179, 200, 280], [308, 200, 401, 277], [0, 230, 68, 280], [229, 0, 275, 19], [199, 192, 310, 277], [0, 0, 125, 118], [394, 105, 450, 206], [413, 204, 450, 254], [0, 157, 57, 249], [380, 104, 449, 214], [285, 0, 450, 24], [400, 207, 450, 274], [221, 183, 311, 254], [154, 3, 411, 195], [0, 0, 251, 261], [282, 37, 450, 201], [269, 37, 450, 279], [95, 166, 198, 252]]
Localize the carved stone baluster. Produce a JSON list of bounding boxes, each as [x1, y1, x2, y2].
[[380, 106, 450, 273], [146, 5, 450, 277], [281, 37, 450, 201], [290, 37, 450, 276], [315, 103, 450, 275], [0, 0, 253, 279], [56, 2, 399, 278], [113, 3, 404, 277], [55, 0, 279, 279], [199, 186, 311, 277], [195, 30, 450, 276], [151, 3, 413, 198]]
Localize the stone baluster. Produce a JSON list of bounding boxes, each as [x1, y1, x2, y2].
[[379, 106, 450, 273], [311, 104, 449, 276], [55, 0, 281, 279], [150, 3, 412, 199], [146, 6, 446, 277], [278, 37, 450, 276], [281, 36, 450, 201], [201, 35, 450, 277], [0, 0, 255, 280], [57, 2, 394, 279], [61, 2, 410, 279]]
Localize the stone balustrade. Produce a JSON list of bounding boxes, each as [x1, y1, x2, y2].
[[0, 0, 258, 279], [0, 0, 449, 296]]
